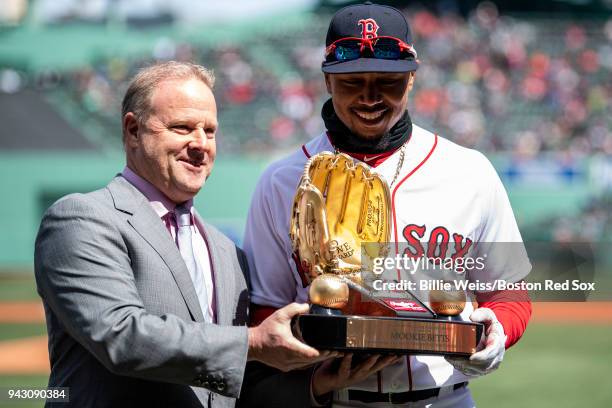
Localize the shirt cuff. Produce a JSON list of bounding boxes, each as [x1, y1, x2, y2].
[[310, 366, 332, 407]]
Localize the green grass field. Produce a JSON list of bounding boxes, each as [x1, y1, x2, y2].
[[0, 274, 39, 302], [0, 376, 49, 408], [0, 324, 46, 342], [471, 324, 612, 407]]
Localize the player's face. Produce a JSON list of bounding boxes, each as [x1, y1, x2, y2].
[[325, 72, 415, 140], [124, 77, 217, 203]]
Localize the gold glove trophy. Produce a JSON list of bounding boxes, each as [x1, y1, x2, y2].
[[291, 152, 483, 356]]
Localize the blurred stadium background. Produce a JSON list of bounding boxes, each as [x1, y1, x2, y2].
[[0, 0, 610, 406]]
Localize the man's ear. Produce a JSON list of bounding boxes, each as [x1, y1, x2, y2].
[[123, 112, 139, 147], [324, 73, 332, 94], [407, 72, 416, 92]]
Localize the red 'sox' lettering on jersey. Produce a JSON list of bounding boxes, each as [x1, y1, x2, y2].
[[402, 224, 473, 261], [452, 233, 473, 260], [427, 226, 450, 263], [403, 224, 426, 259]]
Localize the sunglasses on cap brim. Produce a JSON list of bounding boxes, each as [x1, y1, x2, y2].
[[325, 36, 418, 63]]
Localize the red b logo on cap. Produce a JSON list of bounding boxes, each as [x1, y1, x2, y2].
[[358, 18, 379, 39]]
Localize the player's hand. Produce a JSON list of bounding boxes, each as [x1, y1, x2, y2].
[[445, 308, 506, 376], [247, 303, 340, 371], [312, 353, 402, 397]]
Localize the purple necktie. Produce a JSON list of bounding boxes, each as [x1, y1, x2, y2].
[[175, 204, 209, 322]]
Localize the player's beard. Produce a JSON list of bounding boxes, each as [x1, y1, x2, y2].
[[321, 99, 412, 154]]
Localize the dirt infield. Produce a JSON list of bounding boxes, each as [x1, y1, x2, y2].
[[530, 302, 612, 324], [2, 300, 612, 324], [0, 300, 611, 374], [0, 336, 49, 374], [0, 302, 48, 374], [0, 301, 45, 323]]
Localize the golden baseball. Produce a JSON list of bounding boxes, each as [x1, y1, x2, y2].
[[309, 274, 349, 309], [429, 287, 466, 316]]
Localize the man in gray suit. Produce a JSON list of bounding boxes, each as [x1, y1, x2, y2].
[[34, 61, 329, 408]]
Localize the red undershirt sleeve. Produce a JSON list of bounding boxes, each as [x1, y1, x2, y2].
[[476, 285, 532, 349], [250, 304, 279, 327]]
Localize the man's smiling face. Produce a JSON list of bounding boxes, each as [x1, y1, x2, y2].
[[325, 71, 415, 140], [124, 77, 218, 203]]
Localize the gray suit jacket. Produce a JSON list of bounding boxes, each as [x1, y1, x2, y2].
[[35, 176, 250, 408]]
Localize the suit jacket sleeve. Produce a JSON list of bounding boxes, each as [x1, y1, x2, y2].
[[34, 193, 248, 398]]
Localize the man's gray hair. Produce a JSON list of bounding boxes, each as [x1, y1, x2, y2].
[[121, 61, 215, 123]]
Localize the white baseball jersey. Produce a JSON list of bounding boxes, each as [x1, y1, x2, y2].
[[243, 124, 530, 401]]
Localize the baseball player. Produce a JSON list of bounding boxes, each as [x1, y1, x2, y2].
[[243, 2, 532, 407]]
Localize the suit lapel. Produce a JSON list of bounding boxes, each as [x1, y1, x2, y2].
[[196, 214, 233, 326], [107, 176, 205, 323]]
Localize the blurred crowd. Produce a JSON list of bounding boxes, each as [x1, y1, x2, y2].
[[522, 192, 611, 244], [1, 3, 610, 159], [408, 3, 611, 160], [1, 3, 611, 243]]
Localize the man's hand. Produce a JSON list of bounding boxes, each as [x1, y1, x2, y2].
[[446, 308, 507, 376], [247, 303, 339, 371], [312, 353, 402, 397]]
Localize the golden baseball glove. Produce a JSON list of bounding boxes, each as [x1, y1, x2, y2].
[[290, 151, 391, 287]]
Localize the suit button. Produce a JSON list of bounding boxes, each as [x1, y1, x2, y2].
[[216, 383, 225, 392]]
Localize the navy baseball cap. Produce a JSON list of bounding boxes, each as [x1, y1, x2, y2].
[[322, 2, 419, 73]]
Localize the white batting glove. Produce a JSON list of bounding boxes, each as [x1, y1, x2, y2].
[[446, 308, 507, 377]]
